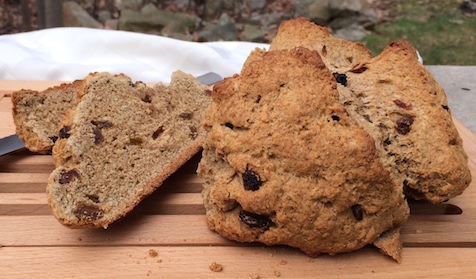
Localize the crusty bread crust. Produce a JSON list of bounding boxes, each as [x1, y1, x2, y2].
[[199, 17, 471, 262], [199, 47, 409, 259], [269, 17, 471, 203]]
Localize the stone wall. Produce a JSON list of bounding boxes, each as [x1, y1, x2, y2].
[[63, 0, 380, 42]]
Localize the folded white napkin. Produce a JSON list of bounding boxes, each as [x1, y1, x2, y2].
[[0, 27, 269, 82]]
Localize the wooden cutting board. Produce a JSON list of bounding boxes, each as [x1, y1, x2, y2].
[[1, 81, 475, 278]]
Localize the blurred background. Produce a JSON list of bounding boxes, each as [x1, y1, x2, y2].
[[1, 0, 475, 64]]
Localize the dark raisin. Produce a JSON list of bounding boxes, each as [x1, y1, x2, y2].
[[383, 138, 391, 146], [393, 99, 412, 110], [396, 114, 414, 135], [333, 73, 347, 86], [243, 168, 262, 191], [256, 95, 262, 103], [225, 122, 234, 129], [322, 45, 327, 57], [93, 128, 104, 144], [179, 112, 193, 120], [350, 66, 368, 73], [49, 135, 58, 143], [74, 204, 104, 221], [91, 120, 113, 129], [442, 105, 449, 111], [351, 204, 363, 221], [152, 127, 164, 139], [239, 210, 272, 229], [189, 126, 198, 139], [59, 126, 71, 139], [204, 89, 212, 96], [363, 114, 373, 123], [129, 137, 143, 145], [142, 94, 152, 103], [86, 194, 100, 203], [59, 169, 80, 184], [331, 115, 340, 121], [128, 81, 135, 87]]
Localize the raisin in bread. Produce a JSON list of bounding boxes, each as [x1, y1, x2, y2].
[[268, 17, 471, 203], [198, 47, 409, 261], [11, 81, 81, 153], [47, 71, 211, 228]]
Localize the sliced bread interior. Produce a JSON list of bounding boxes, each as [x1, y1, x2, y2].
[[47, 71, 211, 228]]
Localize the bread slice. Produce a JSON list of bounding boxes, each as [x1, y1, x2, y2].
[[198, 47, 409, 260], [267, 17, 471, 203], [11, 81, 81, 153], [47, 71, 211, 228]]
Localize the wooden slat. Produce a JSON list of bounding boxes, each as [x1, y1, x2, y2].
[[0, 246, 475, 278], [0, 95, 15, 137], [1, 211, 476, 247], [0, 154, 54, 173], [0, 215, 228, 246], [0, 80, 63, 92]]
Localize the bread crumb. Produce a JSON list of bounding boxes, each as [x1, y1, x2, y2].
[[209, 262, 223, 272], [279, 260, 287, 265], [249, 273, 260, 279], [148, 249, 158, 257], [274, 270, 281, 277], [157, 259, 162, 263]]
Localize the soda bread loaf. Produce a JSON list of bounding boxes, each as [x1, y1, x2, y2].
[[268, 17, 471, 203], [11, 81, 81, 153], [198, 47, 410, 261], [47, 71, 211, 228]]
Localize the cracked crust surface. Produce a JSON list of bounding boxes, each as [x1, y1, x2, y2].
[[198, 47, 409, 258], [268, 17, 471, 203]]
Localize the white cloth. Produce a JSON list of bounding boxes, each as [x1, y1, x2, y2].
[[0, 27, 269, 83]]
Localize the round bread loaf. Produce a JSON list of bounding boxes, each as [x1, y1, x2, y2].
[[198, 47, 410, 261]]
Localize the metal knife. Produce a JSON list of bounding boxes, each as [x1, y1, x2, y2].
[[0, 134, 26, 156], [0, 72, 222, 156]]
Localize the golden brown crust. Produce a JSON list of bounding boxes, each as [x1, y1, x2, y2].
[[269, 17, 372, 73], [198, 47, 409, 258], [268, 17, 471, 203]]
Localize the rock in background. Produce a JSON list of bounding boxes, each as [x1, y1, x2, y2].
[[2, 0, 383, 42]]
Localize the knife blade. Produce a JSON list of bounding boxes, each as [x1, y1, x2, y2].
[[0, 134, 26, 156], [196, 72, 222, 86], [0, 72, 222, 156]]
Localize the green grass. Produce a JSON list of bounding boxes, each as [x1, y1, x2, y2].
[[361, 0, 476, 65]]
